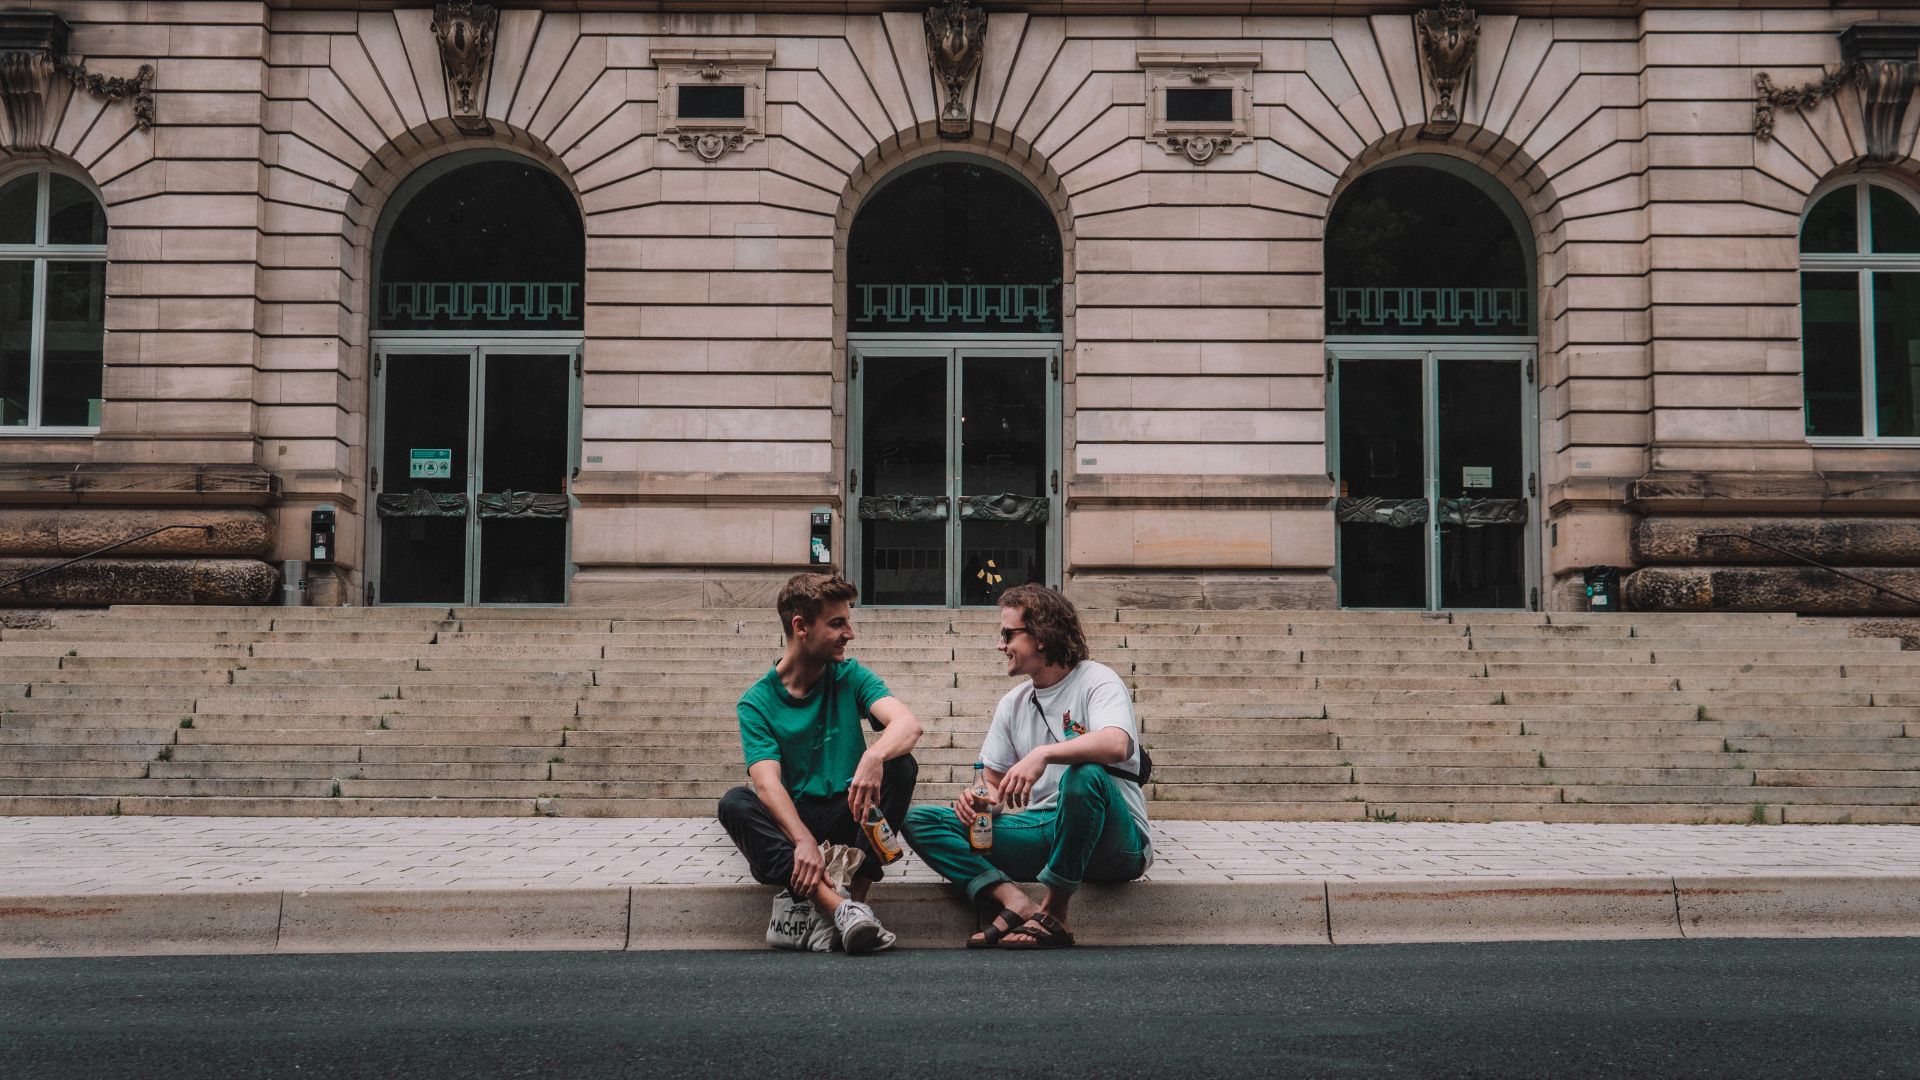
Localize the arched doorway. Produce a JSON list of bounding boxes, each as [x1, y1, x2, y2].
[[1325, 156, 1539, 610], [367, 152, 584, 605], [846, 156, 1063, 606]]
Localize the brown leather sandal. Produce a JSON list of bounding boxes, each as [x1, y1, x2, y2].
[[999, 910, 1075, 950], [966, 907, 1026, 949]]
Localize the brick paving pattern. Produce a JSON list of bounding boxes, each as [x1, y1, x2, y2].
[[5, 817, 1918, 895]]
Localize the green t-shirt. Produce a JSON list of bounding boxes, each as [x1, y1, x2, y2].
[[737, 659, 892, 799]]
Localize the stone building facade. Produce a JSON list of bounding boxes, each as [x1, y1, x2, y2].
[[0, 0, 1917, 613]]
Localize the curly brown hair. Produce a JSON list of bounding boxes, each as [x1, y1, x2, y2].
[[999, 583, 1089, 669], [776, 573, 858, 638]]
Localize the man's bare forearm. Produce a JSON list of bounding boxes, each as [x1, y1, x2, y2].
[[747, 760, 816, 847], [1036, 726, 1131, 766]]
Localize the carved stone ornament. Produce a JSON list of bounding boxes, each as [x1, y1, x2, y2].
[[651, 48, 773, 162], [1416, 0, 1480, 139], [678, 132, 746, 162], [1164, 134, 1237, 165], [431, 0, 498, 135], [1756, 24, 1920, 166], [0, 11, 153, 154], [1138, 51, 1258, 167], [925, 0, 987, 139]]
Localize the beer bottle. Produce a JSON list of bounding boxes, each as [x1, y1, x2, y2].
[[968, 762, 994, 852], [862, 804, 903, 864]]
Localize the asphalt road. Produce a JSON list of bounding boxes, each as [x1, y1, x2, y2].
[[2, 939, 1915, 1079]]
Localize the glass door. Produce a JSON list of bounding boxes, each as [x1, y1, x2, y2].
[[372, 344, 580, 605], [1331, 344, 1536, 610], [850, 342, 1059, 606]]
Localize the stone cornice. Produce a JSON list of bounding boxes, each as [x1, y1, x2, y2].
[[260, 1, 1894, 17]]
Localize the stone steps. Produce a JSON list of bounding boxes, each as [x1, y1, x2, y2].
[[1, 605, 1916, 821]]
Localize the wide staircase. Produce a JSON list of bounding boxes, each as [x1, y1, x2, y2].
[[1, 606, 1917, 824]]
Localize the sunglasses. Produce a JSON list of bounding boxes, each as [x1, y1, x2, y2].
[[998, 627, 1030, 644]]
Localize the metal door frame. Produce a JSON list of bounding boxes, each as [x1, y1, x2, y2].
[[1327, 337, 1539, 611], [847, 333, 1062, 607], [367, 334, 583, 606]]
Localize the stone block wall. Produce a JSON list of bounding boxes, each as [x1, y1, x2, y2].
[[0, 2, 1912, 608]]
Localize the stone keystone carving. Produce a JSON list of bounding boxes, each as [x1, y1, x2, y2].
[[1415, 0, 1479, 139], [432, 0, 498, 134], [0, 11, 153, 153], [1755, 24, 1920, 166], [925, 0, 986, 140]]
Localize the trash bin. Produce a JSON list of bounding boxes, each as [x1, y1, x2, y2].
[[279, 559, 307, 607], [1583, 565, 1620, 612]]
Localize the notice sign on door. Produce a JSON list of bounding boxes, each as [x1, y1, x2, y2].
[[1463, 466, 1493, 489], [409, 448, 452, 479]]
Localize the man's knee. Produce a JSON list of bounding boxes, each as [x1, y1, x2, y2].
[[882, 753, 918, 787], [717, 785, 760, 825], [1058, 762, 1111, 801], [902, 802, 952, 844]]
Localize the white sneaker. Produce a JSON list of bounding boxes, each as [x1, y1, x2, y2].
[[832, 899, 893, 955]]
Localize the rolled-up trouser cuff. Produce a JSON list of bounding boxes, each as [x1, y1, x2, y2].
[[965, 867, 1013, 905], [1037, 867, 1079, 895]]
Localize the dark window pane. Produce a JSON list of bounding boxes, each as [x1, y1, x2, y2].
[[849, 161, 1062, 334], [1802, 187, 1857, 254], [1873, 272, 1920, 438], [860, 355, 947, 604], [1801, 271, 1862, 437], [40, 260, 103, 426], [482, 353, 569, 493], [0, 260, 30, 425], [378, 353, 470, 604], [1439, 359, 1526, 608], [480, 518, 566, 603], [47, 175, 104, 246], [1325, 165, 1531, 335], [376, 159, 584, 332], [0, 175, 34, 245], [1869, 186, 1920, 255], [1338, 356, 1427, 607], [960, 355, 1046, 605], [678, 84, 745, 119], [1165, 88, 1232, 123]]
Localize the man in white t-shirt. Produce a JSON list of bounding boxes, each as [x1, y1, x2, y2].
[[902, 584, 1151, 948]]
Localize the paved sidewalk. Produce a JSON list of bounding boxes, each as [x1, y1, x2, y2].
[[5, 817, 1920, 894], [3, 817, 1917, 955]]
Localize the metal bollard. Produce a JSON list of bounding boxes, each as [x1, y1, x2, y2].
[[279, 559, 307, 607]]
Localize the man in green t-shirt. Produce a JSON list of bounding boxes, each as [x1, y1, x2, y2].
[[717, 573, 923, 954]]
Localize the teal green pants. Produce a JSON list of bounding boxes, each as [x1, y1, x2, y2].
[[902, 763, 1149, 903]]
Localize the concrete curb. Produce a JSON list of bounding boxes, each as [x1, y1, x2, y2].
[[2, 876, 1916, 957]]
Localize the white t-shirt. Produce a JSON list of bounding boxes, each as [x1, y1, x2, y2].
[[980, 659, 1153, 866]]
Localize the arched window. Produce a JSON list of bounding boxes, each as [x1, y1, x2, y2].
[[0, 167, 106, 429], [1801, 179, 1920, 438]]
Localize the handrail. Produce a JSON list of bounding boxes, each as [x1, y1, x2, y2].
[[1697, 532, 1920, 610], [0, 524, 216, 594]]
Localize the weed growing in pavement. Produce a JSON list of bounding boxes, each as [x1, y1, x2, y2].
[[1696, 704, 1708, 721], [1748, 802, 1768, 824], [108, 802, 121, 817], [155, 746, 172, 762], [548, 755, 564, 764], [1335, 760, 1352, 767], [1345, 795, 1365, 802], [329, 781, 342, 798], [178, 717, 193, 729], [1369, 809, 1398, 822], [1537, 752, 1547, 767], [377, 693, 392, 700], [64, 649, 76, 657]]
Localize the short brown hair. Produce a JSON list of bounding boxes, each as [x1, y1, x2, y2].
[[999, 583, 1089, 669], [776, 573, 858, 637]]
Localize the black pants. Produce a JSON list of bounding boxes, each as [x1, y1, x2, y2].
[[717, 755, 918, 886]]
